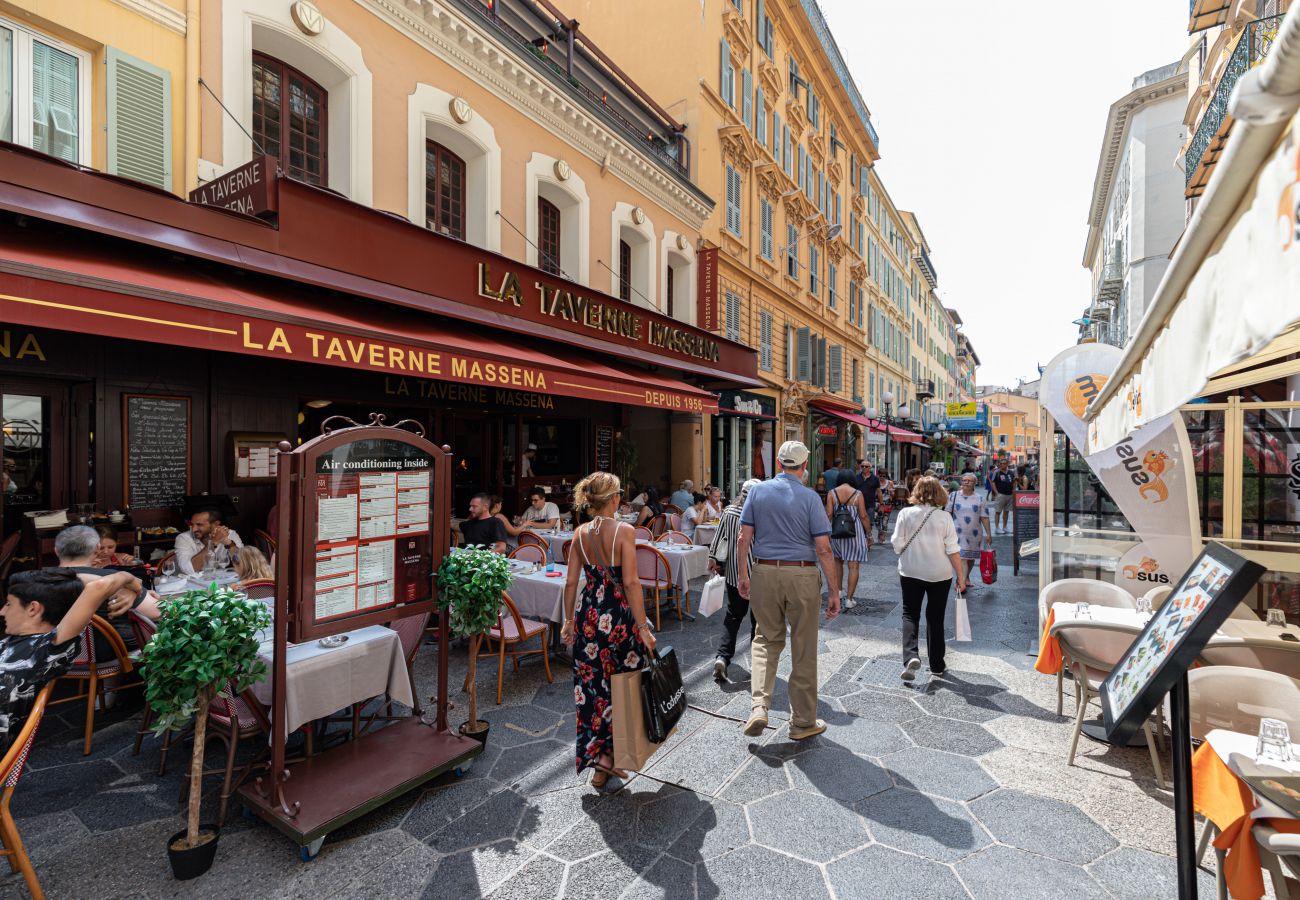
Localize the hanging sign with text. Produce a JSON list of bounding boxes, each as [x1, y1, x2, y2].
[[697, 247, 719, 333]]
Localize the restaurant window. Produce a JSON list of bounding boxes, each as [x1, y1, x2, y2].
[[618, 239, 632, 302], [537, 196, 561, 275], [252, 53, 327, 186], [425, 139, 466, 239], [0, 19, 89, 163]]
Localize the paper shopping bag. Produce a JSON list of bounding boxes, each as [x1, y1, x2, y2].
[[953, 592, 972, 642], [612, 669, 672, 771], [699, 575, 726, 617]]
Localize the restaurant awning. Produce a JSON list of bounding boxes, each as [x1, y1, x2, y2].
[[1085, 8, 1300, 452], [0, 228, 720, 414], [810, 401, 925, 443]]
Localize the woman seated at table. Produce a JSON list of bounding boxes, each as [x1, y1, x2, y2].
[[634, 487, 664, 528], [234, 546, 274, 587], [704, 486, 725, 522], [681, 492, 707, 539], [92, 525, 141, 567]]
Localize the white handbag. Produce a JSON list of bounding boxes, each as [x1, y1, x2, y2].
[[953, 591, 972, 642], [699, 575, 727, 617]]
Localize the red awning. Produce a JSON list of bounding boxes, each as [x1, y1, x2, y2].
[[0, 231, 718, 414], [810, 400, 925, 443]]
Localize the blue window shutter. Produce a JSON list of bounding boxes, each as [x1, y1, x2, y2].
[[756, 89, 765, 145], [761, 199, 772, 259], [720, 40, 732, 107], [742, 69, 752, 127], [830, 344, 843, 393], [31, 40, 81, 163], [797, 327, 811, 381], [773, 111, 781, 164], [783, 126, 791, 175]]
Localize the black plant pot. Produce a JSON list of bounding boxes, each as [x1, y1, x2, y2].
[[459, 720, 490, 747], [167, 826, 220, 880]]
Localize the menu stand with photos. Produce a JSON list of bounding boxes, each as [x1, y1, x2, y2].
[[1099, 542, 1265, 899], [237, 415, 480, 859], [1012, 491, 1039, 576]]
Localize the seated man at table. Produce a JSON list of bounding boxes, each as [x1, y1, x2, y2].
[[456, 494, 508, 554], [669, 479, 695, 512], [0, 568, 142, 746], [520, 489, 561, 530], [54, 526, 161, 651], [174, 507, 244, 576]]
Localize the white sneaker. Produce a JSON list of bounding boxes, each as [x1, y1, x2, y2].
[[842, 597, 857, 610], [901, 658, 921, 681]]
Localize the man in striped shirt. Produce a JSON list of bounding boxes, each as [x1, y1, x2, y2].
[[709, 479, 761, 682]]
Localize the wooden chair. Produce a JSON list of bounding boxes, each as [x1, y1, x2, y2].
[[0, 533, 20, 586], [128, 611, 179, 775], [508, 544, 546, 564], [633, 526, 654, 542], [662, 503, 683, 516], [560, 538, 575, 564], [0, 683, 56, 900], [476, 593, 552, 705], [253, 528, 278, 559], [50, 615, 142, 755], [239, 578, 276, 600], [190, 681, 272, 824], [635, 544, 678, 631], [661, 530, 692, 545], [517, 531, 547, 549]]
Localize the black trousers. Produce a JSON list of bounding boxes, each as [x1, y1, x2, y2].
[[716, 583, 756, 665], [900, 575, 951, 670]]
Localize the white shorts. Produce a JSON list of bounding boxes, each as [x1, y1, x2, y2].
[[993, 492, 1013, 514]]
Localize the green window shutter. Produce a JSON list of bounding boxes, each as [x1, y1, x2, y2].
[[107, 47, 172, 191]]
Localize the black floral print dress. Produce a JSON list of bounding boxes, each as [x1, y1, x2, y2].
[[572, 522, 643, 774]]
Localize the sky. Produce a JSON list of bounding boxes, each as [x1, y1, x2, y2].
[[820, 0, 1191, 388]]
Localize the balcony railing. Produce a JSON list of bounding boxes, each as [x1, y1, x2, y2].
[[1185, 14, 1284, 197], [915, 379, 935, 399]]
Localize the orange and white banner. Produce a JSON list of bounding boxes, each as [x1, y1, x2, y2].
[[1042, 345, 1200, 596]]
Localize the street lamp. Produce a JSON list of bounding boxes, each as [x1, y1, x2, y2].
[[867, 391, 909, 477]]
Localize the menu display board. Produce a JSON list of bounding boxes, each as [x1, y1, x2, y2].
[[595, 425, 614, 474], [231, 432, 285, 484], [1013, 491, 1039, 575], [123, 394, 191, 509], [311, 439, 433, 626], [1101, 542, 1264, 745]]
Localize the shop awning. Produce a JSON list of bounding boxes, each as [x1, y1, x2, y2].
[[810, 401, 924, 443], [0, 230, 719, 414], [1085, 9, 1300, 452]]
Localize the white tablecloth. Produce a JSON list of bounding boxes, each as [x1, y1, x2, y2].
[[1206, 728, 1300, 821], [529, 530, 575, 564], [154, 570, 240, 596], [693, 524, 719, 547], [638, 541, 709, 596], [251, 624, 413, 736], [507, 563, 580, 624]]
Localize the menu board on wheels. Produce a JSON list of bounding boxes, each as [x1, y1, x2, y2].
[[310, 439, 433, 627]]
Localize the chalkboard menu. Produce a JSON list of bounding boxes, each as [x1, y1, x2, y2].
[[123, 394, 191, 510], [595, 425, 614, 474], [1012, 491, 1039, 575]]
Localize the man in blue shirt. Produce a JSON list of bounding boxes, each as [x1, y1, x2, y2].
[[669, 479, 694, 511], [736, 441, 840, 741]]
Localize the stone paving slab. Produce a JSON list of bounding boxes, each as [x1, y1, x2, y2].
[[0, 532, 1214, 898]]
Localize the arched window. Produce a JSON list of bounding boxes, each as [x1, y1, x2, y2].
[[252, 53, 327, 186], [537, 197, 562, 275], [425, 140, 465, 239]]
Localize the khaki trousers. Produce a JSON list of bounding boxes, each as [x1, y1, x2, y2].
[[749, 564, 821, 731]]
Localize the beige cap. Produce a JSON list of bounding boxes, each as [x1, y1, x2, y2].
[[777, 440, 809, 467]]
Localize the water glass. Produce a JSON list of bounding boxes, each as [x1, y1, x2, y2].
[[1257, 718, 1294, 766], [1267, 608, 1288, 628], [1075, 601, 1091, 620], [161, 559, 177, 579], [1136, 596, 1153, 618]]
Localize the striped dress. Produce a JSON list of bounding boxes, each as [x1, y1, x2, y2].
[[829, 489, 869, 562], [707, 504, 752, 588]]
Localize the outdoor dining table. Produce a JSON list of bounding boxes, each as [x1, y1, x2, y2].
[[506, 559, 581, 624], [1192, 728, 1300, 900], [693, 523, 719, 547], [531, 529, 575, 564], [637, 540, 709, 598], [249, 623, 414, 737], [153, 570, 241, 595]]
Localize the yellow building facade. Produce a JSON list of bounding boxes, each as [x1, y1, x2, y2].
[[982, 391, 1041, 465]]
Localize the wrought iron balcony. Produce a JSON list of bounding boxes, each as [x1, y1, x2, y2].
[[915, 379, 935, 400], [1185, 14, 1284, 198]]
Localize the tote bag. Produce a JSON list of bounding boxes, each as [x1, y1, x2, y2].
[[699, 575, 726, 617], [980, 548, 998, 585], [953, 591, 972, 641], [640, 647, 686, 744]]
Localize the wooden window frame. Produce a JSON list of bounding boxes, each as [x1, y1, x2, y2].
[[537, 195, 562, 275], [252, 52, 328, 186], [425, 139, 466, 240]]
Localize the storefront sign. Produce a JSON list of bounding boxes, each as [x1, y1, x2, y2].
[[0, 329, 45, 362], [1042, 344, 1200, 596], [384, 377, 556, 411], [718, 390, 776, 419], [697, 247, 719, 333], [0, 284, 719, 415], [946, 402, 977, 418], [478, 263, 722, 364], [188, 156, 278, 219], [865, 431, 886, 445], [816, 424, 838, 437]]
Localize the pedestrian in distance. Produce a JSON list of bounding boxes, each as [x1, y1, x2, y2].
[[825, 471, 870, 609], [821, 457, 843, 494], [736, 441, 841, 741], [891, 475, 968, 681], [708, 478, 761, 683], [946, 473, 992, 587], [875, 470, 895, 543], [990, 457, 1017, 534], [853, 460, 882, 549]]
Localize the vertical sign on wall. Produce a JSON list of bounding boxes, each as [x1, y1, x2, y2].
[[697, 246, 719, 332]]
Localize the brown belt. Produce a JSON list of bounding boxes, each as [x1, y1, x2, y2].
[[756, 559, 817, 567]]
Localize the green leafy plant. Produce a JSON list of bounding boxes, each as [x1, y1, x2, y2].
[[436, 547, 512, 731], [140, 585, 271, 850]]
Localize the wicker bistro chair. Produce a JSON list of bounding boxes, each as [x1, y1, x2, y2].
[[0, 683, 56, 900], [660, 531, 692, 546], [667, 513, 683, 532], [239, 578, 276, 601], [1052, 619, 1165, 786], [635, 544, 680, 631], [508, 544, 547, 565], [662, 504, 683, 516], [128, 611, 181, 775], [188, 681, 272, 825], [560, 539, 575, 564], [475, 593, 552, 705], [253, 528, 278, 560], [1038, 578, 1136, 715], [648, 514, 670, 538], [516, 531, 548, 550], [49, 615, 142, 755], [633, 526, 654, 542]]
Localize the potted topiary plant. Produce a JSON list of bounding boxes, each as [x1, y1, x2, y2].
[[436, 546, 512, 746], [140, 584, 271, 880]]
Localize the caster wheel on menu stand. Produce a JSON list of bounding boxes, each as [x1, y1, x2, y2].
[[300, 836, 325, 862]]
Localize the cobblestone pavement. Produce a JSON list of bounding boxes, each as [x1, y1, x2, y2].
[[1, 533, 1217, 899]]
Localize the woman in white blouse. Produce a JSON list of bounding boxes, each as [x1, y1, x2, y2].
[[703, 486, 724, 522], [681, 492, 707, 538], [890, 475, 968, 681]]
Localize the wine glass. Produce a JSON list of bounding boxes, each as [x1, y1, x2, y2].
[[211, 543, 230, 572], [161, 558, 177, 580]]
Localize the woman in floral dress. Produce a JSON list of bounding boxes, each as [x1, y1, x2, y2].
[[561, 471, 656, 792], [946, 472, 991, 584]]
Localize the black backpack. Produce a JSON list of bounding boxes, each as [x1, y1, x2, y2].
[[830, 490, 858, 539]]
